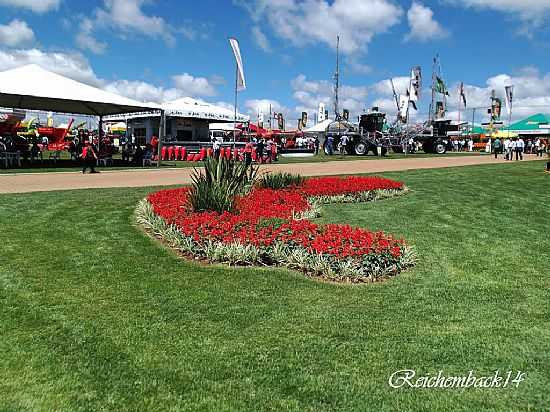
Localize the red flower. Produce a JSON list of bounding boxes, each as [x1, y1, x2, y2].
[[146, 176, 407, 262]]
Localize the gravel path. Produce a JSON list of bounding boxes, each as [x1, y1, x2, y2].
[[0, 155, 540, 194]]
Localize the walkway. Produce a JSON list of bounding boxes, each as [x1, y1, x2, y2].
[[0, 155, 541, 194]]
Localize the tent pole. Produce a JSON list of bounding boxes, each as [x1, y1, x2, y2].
[[98, 115, 103, 157], [233, 63, 238, 150], [157, 110, 165, 168]]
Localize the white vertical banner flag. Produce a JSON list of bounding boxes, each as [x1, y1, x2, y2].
[[399, 95, 409, 121], [318, 103, 326, 122], [229, 37, 246, 91], [505, 85, 514, 116], [258, 109, 264, 124]]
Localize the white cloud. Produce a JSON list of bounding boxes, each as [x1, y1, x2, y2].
[[405, 2, 448, 42], [75, 0, 183, 53], [447, 0, 550, 34], [0, 48, 220, 103], [0, 19, 35, 47], [172, 73, 217, 97], [244, 98, 290, 121], [0, 48, 102, 86], [251, 25, 270, 52], [0, 0, 60, 13], [290, 74, 369, 120], [443, 67, 550, 121], [237, 0, 403, 54], [75, 18, 107, 54], [103, 80, 182, 103]]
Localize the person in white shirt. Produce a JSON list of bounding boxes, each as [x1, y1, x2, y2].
[[503, 138, 510, 160], [516, 138, 525, 161], [339, 135, 349, 155]]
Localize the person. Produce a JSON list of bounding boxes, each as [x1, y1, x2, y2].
[[326, 135, 334, 155], [212, 137, 221, 159], [408, 137, 415, 154], [256, 138, 265, 162], [243, 140, 253, 166], [539, 141, 546, 158], [467, 138, 474, 152], [516, 137, 525, 161], [132, 144, 143, 165], [314, 136, 320, 155], [81, 141, 98, 173], [150, 135, 159, 154], [492, 138, 502, 159], [503, 138, 510, 160], [340, 134, 349, 155]]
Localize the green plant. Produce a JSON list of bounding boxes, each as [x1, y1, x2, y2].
[[256, 172, 305, 189], [187, 157, 258, 213]]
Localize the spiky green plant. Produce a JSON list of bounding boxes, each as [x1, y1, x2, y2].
[[256, 172, 304, 190], [188, 157, 258, 213]]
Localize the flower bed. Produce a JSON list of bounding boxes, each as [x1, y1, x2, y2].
[[137, 176, 415, 283]]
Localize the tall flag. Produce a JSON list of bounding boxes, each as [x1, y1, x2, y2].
[[460, 82, 467, 107], [318, 103, 326, 122], [407, 66, 422, 110], [228, 38, 246, 91], [301, 111, 308, 127], [435, 76, 449, 96], [505, 85, 514, 116], [258, 109, 264, 128], [399, 95, 409, 122]]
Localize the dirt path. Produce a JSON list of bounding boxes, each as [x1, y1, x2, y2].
[[0, 155, 541, 194]]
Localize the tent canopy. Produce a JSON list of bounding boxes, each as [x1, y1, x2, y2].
[[164, 97, 248, 122], [0, 64, 159, 116], [303, 119, 332, 133], [105, 96, 249, 123], [508, 113, 550, 132]]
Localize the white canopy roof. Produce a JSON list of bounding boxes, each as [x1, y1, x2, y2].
[[209, 122, 238, 131], [303, 119, 332, 133], [106, 97, 249, 123], [0, 64, 159, 116]]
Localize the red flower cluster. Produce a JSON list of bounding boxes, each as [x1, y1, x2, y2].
[[147, 176, 406, 260]]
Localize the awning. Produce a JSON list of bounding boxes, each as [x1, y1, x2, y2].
[[106, 97, 249, 123], [0, 64, 159, 116], [303, 119, 333, 133]]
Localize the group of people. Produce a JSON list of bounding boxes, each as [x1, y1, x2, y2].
[[212, 135, 279, 164], [450, 138, 475, 152], [324, 134, 346, 155], [492, 137, 547, 161]]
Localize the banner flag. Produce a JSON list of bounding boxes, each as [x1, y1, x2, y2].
[[318, 103, 325, 122], [460, 82, 467, 107], [408, 66, 422, 103], [228, 38, 246, 91], [505, 85, 514, 116], [435, 76, 449, 96]]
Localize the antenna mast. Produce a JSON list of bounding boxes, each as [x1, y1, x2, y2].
[[334, 35, 340, 120]]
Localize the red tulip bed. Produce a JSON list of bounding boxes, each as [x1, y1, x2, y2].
[[137, 176, 415, 283]]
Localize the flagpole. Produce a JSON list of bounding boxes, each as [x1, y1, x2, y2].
[[233, 63, 238, 150]]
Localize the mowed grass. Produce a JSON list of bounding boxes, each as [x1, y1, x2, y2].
[[0, 161, 549, 411]]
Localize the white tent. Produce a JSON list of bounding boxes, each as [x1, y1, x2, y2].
[[106, 97, 249, 123], [209, 122, 239, 131], [303, 119, 332, 133], [0, 64, 159, 116], [164, 97, 248, 122]]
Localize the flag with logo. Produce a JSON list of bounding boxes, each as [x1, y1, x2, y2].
[[460, 82, 467, 107], [228, 38, 246, 91], [318, 103, 326, 122], [505, 85, 514, 116], [435, 76, 449, 96], [408, 66, 422, 108]]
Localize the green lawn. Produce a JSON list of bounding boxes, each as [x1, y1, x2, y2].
[[1, 161, 549, 411], [0, 150, 481, 174]]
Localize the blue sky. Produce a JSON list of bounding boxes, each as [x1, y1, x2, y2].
[[1, 0, 550, 124]]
